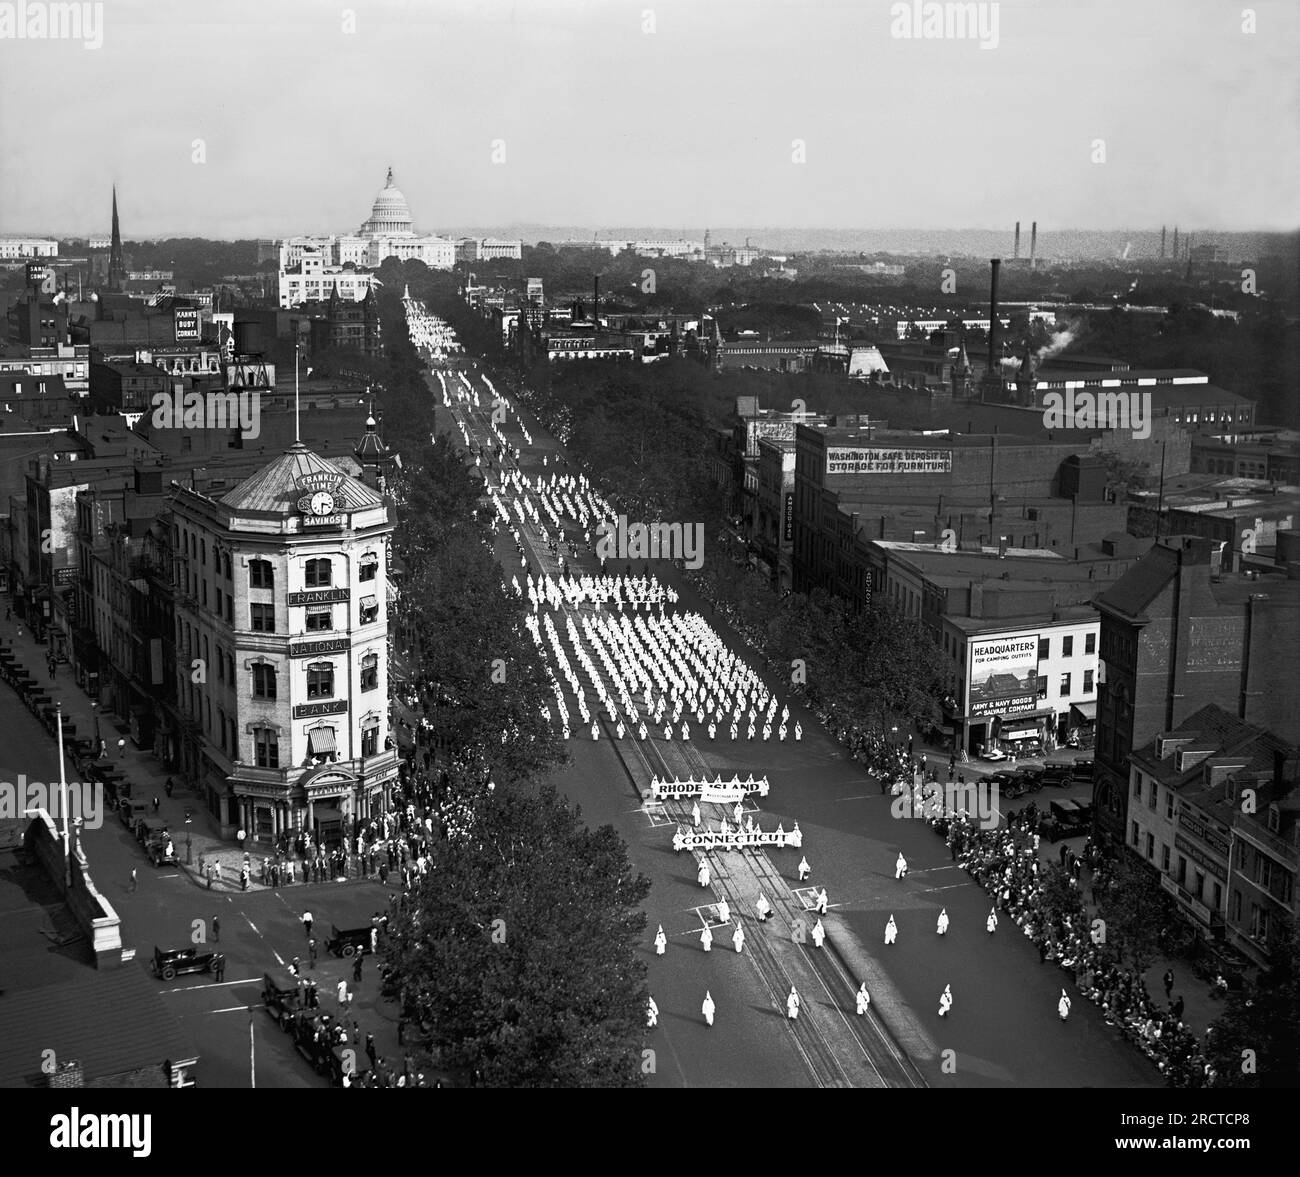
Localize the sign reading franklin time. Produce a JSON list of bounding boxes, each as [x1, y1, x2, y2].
[[294, 472, 348, 526]]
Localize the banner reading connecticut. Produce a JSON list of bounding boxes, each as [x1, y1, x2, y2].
[[967, 634, 1039, 718], [825, 447, 952, 476]]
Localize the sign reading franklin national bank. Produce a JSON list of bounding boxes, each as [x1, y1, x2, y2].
[[291, 637, 350, 658], [287, 588, 351, 606]]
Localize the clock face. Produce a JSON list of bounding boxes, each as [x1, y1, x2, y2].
[[310, 491, 335, 516]]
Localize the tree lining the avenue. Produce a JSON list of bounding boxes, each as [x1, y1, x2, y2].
[[367, 292, 650, 1087]]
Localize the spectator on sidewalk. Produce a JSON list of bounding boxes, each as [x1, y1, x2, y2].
[[213, 915, 220, 942], [164, 777, 174, 798], [129, 867, 137, 892]]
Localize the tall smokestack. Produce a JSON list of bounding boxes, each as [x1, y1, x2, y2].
[[592, 274, 599, 330], [1160, 225, 1166, 259], [1014, 222, 1020, 260], [1029, 222, 1037, 266], [987, 258, 1002, 374], [1172, 226, 1179, 257]]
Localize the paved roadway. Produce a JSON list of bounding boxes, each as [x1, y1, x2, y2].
[[0, 659, 398, 1088], [431, 342, 1159, 1089]]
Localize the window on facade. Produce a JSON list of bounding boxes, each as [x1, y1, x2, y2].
[[1083, 669, 1094, 693], [213, 546, 221, 571], [306, 608, 333, 632], [305, 558, 332, 587], [1062, 635, 1074, 657], [361, 653, 378, 691], [362, 725, 379, 758], [360, 554, 378, 582], [226, 596, 233, 625], [1131, 821, 1140, 847], [1132, 773, 1142, 798], [250, 559, 273, 589], [254, 727, 279, 769], [307, 663, 334, 699], [1085, 632, 1096, 655], [1177, 856, 1187, 886], [1059, 672, 1071, 696], [1165, 791, 1175, 820], [1161, 844, 1170, 872], [1267, 806, 1280, 833], [359, 596, 379, 625], [253, 664, 276, 699], [1145, 832, 1155, 860], [250, 603, 276, 632], [1148, 781, 1157, 810], [223, 553, 231, 580]]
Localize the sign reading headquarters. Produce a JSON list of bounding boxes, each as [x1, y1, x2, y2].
[[967, 635, 1039, 718]]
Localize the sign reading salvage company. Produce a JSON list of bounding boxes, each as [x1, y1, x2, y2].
[[826, 447, 952, 476], [967, 634, 1040, 718]]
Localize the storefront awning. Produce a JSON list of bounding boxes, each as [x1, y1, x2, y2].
[[308, 727, 337, 755], [999, 719, 1043, 738], [361, 595, 378, 610], [1070, 701, 1097, 723]]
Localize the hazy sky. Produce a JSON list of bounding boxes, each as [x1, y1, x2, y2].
[[2, 0, 1297, 237]]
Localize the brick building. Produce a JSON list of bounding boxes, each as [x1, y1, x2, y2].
[[1091, 536, 1300, 850]]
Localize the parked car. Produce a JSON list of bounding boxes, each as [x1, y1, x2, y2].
[[1040, 764, 1073, 788], [135, 816, 168, 845], [119, 799, 147, 829], [151, 946, 216, 982], [326, 924, 374, 958], [1071, 758, 1095, 783], [261, 969, 303, 1028], [988, 770, 1024, 799], [1045, 798, 1093, 842], [1010, 767, 1045, 794], [146, 832, 178, 867]]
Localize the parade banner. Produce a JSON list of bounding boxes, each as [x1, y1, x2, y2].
[[825, 446, 952, 476], [651, 774, 770, 801], [672, 824, 802, 852]]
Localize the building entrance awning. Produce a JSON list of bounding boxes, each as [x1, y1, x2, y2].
[[1070, 701, 1097, 724]]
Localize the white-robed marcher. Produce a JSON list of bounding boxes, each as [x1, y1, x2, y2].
[[936, 907, 950, 935], [756, 894, 772, 922], [939, 984, 953, 1017], [654, 925, 667, 956], [786, 987, 801, 1020], [702, 991, 716, 1027], [716, 899, 730, 924], [701, 924, 713, 953], [895, 852, 908, 879], [732, 923, 745, 953], [855, 982, 871, 1016], [986, 907, 998, 934], [794, 722, 802, 741], [1058, 990, 1071, 1021], [697, 860, 710, 887], [884, 914, 898, 945], [647, 996, 659, 1028], [811, 918, 826, 948], [692, 800, 701, 828], [798, 856, 811, 882], [591, 721, 599, 740], [814, 888, 828, 915]]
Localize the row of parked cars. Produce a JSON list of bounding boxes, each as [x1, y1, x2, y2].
[[118, 799, 178, 866], [985, 758, 1094, 799]]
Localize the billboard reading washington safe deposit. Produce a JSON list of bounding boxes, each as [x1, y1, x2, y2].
[[825, 447, 952, 476], [967, 634, 1040, 718]]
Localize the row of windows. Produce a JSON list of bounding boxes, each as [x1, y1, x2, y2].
[[247, 722, 382, 768], [251, 654, 380, 699], [249, 598, 379, 632]]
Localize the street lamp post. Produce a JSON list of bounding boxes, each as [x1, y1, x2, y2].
[[90, 700, 101, 748], [56, 704, 71, 886]]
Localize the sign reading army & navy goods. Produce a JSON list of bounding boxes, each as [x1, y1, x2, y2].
[[967, 634, 1039, 718], [825, 447, 952, 476]]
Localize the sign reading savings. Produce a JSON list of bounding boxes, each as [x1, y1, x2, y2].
[[825, 447, 952, 475]]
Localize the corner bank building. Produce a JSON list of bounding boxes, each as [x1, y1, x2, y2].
[[170, 441, 398, 846]]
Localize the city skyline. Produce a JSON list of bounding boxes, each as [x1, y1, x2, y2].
[[1, 0, 1297, 237]]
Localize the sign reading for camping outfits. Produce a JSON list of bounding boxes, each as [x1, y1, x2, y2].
[[825, 447, 952, 476]]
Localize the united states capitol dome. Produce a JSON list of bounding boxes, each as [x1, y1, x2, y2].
[[360, 167, 415, 236]]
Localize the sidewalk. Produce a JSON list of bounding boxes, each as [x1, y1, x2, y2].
[[3, 613, 269, 893]]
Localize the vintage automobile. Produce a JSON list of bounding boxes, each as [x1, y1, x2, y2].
[[1071, 758, 1096, 783], [261, 969, 303, 1028], [1009, 767, 1045, 794], [326, 924, 374, 958], [119, 798, 147, 830], [135, 815, 168, 845], [1045, 798, 1094, 843], [152, 946, 217, 982], [146, 832, 178, 867], [987, 770, 1023, 799], [1040, 763, 1074, 788]]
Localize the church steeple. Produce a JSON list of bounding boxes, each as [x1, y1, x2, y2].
[[108, 185, 125, 290], [354, 400, 392, 492]]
